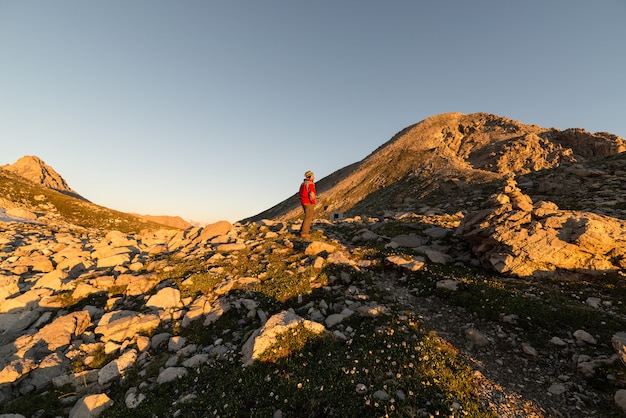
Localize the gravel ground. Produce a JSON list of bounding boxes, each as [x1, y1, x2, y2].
[[378, 274, 616, 418]]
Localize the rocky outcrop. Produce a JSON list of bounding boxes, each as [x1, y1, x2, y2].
[[2, 156, 79, 197], [457, 177, 626, 278]]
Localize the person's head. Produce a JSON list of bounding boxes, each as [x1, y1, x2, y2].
[[304, 170, 314, 180]]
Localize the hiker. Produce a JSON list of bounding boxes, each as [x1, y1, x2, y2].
[[298, 170, 316, 237]]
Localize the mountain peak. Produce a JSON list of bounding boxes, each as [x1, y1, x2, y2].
[[3, 155, 82, 199], [245, 112, 625, 222]]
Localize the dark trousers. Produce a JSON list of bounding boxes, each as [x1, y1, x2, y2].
[[301, 204, 314, 235]]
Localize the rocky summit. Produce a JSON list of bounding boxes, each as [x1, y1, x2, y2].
[[1, 112, 626, 418], [247, 112, 625, 223], [2, 156, 81, 200]]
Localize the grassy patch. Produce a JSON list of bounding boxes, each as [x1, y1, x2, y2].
[[400, 263, 626, 348], [0, 169, 173, 233], [0, 383, 75, 417], [102, 313, 495, 418]]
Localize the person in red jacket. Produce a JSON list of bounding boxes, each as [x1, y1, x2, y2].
[[299, 170, 316, 237]]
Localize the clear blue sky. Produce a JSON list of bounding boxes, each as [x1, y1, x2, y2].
[[1, 1, 624, 224]]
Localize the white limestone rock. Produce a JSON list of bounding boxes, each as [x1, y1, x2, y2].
[[241, 310, 326, 366], [98, 349, 138, 385], [156, 367, 188, 384], [69, 393, 113, 418]]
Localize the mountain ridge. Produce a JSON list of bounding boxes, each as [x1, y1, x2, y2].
[[245, 112, 625, 222], [2, 155, 85, 201], [0, 156, 191, 231]]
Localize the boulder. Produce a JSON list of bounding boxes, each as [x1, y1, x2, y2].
[[0, 289, 52, 312], [156, 367, 188, 384], [27, 352, 69, 390], [115, 273, 159, 296], [94, 311, 160, 343], [35, 310, 91, 351], [241, 310, 326, 366], [0, 310, 41, 336], [33, 269, 69, 291], [198, 220, 233, 242], [98, 349, 137, 385], [6, 207, 37, 221], [305, 241, 337, 256], [385, 255, 425, 272], [0, 275, 20, 300], [214, 242, 247, 253], [146, 287, 182, 310], [16, 254, 54, 273], [181, 295, 213, 327], [390, 234, 424, 248], [96, 254, 131, 269], [69, 393, 113, 418], [0, 358, 36, 385], [10, 310, 91, 359]]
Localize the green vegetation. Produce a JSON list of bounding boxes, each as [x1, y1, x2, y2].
[[103, 313, 495, 418], [409, 263, 625, 345], [0, 384, 76, 418], [0, 169, 173, 233]]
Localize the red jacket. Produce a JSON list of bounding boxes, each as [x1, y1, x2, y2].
[[299, 179, 316, 204]]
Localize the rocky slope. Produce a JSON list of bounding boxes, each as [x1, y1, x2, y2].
[[1, 191, 626, 417], [0, 157, 186, 232], [1, 112, 625, 417], [2, 156, 83, 200], [246, 112, 625, 222]]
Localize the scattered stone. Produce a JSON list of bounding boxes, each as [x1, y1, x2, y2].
[[146, 287, 183, 310], [98, 349, 137, 385], [125, 387, 146, 409], [465, 329, 489, 347], [385, 255, 425, 272], [573, 329, 597, 345], [68, 393, 113, 418], [1, 182, 624, 418], [521, 343, 538, 357], [550, 336, 567, 347], [436, 279, 459, 291], [548, 382, 567, 395], [157, 367, 188, 384]]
